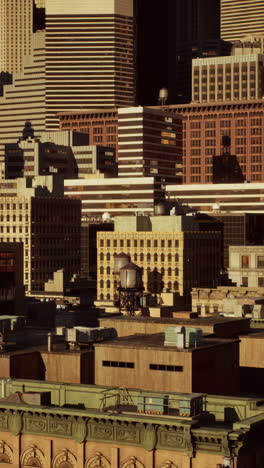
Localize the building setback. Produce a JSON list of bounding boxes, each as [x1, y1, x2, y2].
[[45, 0, 136, 130], [0, 32, 46, 170]]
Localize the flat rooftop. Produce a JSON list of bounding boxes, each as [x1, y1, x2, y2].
[[100, 315, 249, 326], [94, 332, 238, 352]]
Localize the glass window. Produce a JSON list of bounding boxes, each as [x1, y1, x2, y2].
[[241, 255, 249, 268], [257, 256, 264, 268]]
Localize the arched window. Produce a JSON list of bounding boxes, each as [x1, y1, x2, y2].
[[168, 253, 172, 262], [106, 280, 110, 289], [168, 281, 172, 290], [106, 266, 111, 274], [100, 293, 104, 300], [147, 253, 151, 261], [154, 253, 158, 262], [175, 253, 179, 262], [161, 253, 165, 262], [100, 266, 104, 274], [174, 281, 179, 290], [100, 253, 104, 261], [100, 280, 104, 288], [106, 293, 111, 300], [175, 267, 179, 276], [134, 253, 138, 262], [168, 267, 172, 276], [140, 253, 144, 262], [106, 253, 111, 261]]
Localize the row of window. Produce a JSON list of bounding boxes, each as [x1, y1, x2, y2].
[[99, 253, 179, 262], [241, 255, 264, 268], [102, 361, 183, 371], [100, 239, 179, 248], [240, 277, 264, 287]]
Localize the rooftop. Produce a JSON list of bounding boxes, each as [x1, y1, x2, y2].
[[100, 314, 249, 327], [94, 332, 238, 352]]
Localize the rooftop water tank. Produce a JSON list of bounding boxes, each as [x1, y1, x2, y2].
[[120, 262, 142, 289], [113, 253, 130, 274]]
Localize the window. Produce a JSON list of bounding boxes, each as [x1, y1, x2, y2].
[[258, 277, 264, 287], [149, 364, 183, 372], [242, 277, 248, 287], [241, 255, 249, 268], [257, 256, 264, 268], [103, 361, 134, 368]]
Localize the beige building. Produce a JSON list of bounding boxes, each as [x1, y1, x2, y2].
[[0, 0, 33, 74], [221, 0, 264, 42], [97, 215, 221, 305], [228, 245, 264, 288], [0, 31, 46, 170], [192, 54, 264, 103], [0, 175, 81, 294]]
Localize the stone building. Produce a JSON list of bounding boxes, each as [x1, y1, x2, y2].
[[228, 245, 264, 287], [0, 242, 24, 315], [96, 215, 221, 306], [0, 379, 262, 467], [0, 175, 81, 294]]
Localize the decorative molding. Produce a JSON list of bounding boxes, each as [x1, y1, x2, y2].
[[85, 451, 111, 468], [120, 456, 145, 468], [0, 440, 13, 464], [8, 411, 22, 436], [21, 445, 46, 468], [72, 417, 87, 443], [158, 462, 178, 468], [141, 424, 157, 452], [52, 449, 77, 468]]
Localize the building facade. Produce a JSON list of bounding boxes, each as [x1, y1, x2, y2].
[[0, 242, 24, 315], [0, 0, 33, 75], [64, 177, 164, 217], [45, 0, 136, 130], [0, 31, 46, 171], [117, 107, 183, 183], [221, 0, 264, 42], [0, 176, 81, 294], [97, 215, 221, 304], [228, 245, 264, 288], [167, 100, 264, 184], [192, 54, 264, 103]]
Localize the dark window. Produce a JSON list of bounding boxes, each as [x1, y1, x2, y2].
[[257, 256, 264, 268], [258, 277, 264, 287], [102, 361, 134, 368], [242, 277, 248, 287], [149, 364, 183, 372]]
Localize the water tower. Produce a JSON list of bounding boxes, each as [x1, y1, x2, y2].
[[118, 262, 144, 316]]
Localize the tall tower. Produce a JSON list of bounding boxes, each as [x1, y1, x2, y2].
[[0, 0, 33, 74], [221, 0, 264, 42], [45, 0, 136, 130]]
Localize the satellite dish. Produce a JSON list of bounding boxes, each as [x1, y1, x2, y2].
[[102, 212, 111, 221]]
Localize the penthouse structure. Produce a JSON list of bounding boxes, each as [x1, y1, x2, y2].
[[0, 175, 81, 294], [64, 177, 164, 218], [168, 100, 264, 184], [118, 107, 183, 183], [45, 0, 136, 130], [221, 0, 264, 42]]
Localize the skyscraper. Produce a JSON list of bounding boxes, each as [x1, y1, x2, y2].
[[45, 0, 136, 130], [221, 0, 264, 42], [0, 0, 33, 74]]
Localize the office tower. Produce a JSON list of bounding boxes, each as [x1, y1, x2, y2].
[[45, 0, 136, 130], [192, 54, 264, 103], [168, 0, 224, 103], [0, 0, 33, 75], [0, 175, 80, 294], [221, 0, 264, 42], [0, 32, 46, 172], [64, 177, 164, 218], [117, 107, 183, 183]]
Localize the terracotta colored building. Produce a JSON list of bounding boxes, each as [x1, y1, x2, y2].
[[167, 100, 264, 183]]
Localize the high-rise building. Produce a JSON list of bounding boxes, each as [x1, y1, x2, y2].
[[0, 0, 33, 75], [0, 32, 46, 172], [221, 0, 264, 42], [45, 0, 136, 130], [117, 107, 183, 183]]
